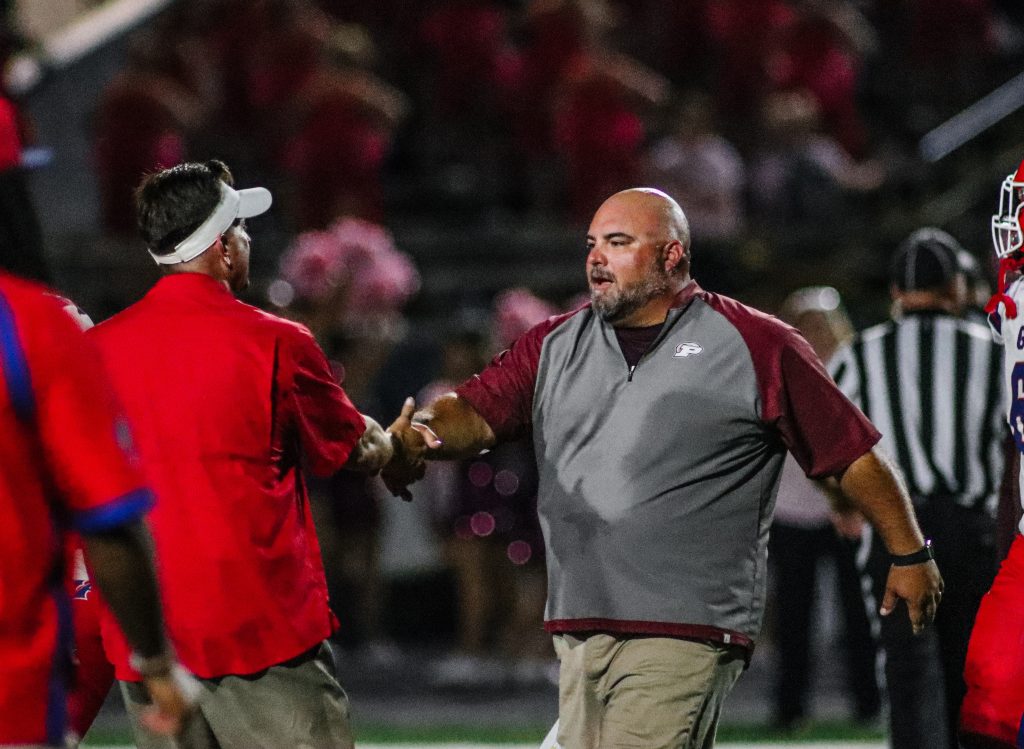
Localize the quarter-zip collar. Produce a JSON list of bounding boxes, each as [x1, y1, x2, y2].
[[607, 279, 703, 380]]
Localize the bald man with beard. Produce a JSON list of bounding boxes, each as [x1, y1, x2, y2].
[[386, 189, 942, 748]]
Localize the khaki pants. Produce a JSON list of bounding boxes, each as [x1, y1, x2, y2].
[[553, 633, 745, 749], [120, 642, 353, 749]]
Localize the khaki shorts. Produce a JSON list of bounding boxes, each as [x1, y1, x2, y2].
[[120, 641, 352, 749], [553, 633, 745, 749]]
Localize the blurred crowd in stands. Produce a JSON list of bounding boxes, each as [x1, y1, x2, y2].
[[82, 0, 1024, 239], [1, 0, 1024, 727], [1, 0, 1022, 314]]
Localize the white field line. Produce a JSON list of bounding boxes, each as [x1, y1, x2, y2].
[[87, 743, 887, 749]]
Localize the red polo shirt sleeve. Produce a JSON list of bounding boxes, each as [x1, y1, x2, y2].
[[20, 293, 152, 530], [280, 325, 365, 476], [456, 310, 578, 441]]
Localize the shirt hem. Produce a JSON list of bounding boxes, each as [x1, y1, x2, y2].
[[544, 618, 753, 651], [112, 625, 334, 682]]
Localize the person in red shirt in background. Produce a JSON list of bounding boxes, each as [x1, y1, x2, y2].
[[93, 35, 207, 237], [0, 272, 196, 748], [768, 3, 872, 158], [513, 0, 668, 218], [88, 160, 417, 749], [0, 92, 48, 282], [279, 25, 408, 229]]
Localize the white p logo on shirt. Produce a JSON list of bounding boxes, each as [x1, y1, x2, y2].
[[674, 342, 703, 358]]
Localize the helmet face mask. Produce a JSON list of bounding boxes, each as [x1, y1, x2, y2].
[[993, 164, 1024, 260]]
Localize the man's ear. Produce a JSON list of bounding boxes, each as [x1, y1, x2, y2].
[[216, 236, 232, 269], [664, 240, 686, 274]]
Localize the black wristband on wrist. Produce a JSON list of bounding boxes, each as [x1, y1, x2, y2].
[[890, 538, 934, 566]]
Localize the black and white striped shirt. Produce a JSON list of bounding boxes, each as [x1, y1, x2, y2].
[[828, 311, 1006, 515]]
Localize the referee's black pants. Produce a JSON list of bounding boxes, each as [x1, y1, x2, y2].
[[861, 498, 997, 749], [770, 522, 880, 727]]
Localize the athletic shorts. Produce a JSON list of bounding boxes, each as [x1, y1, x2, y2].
[[961, 534, 1024, 747]]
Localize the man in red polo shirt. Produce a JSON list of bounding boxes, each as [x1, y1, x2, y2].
[[0, 272, 195, 747], [89, 160, 407, 748]]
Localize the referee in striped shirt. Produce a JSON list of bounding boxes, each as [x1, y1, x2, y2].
[[829, 228, 1006, 749]]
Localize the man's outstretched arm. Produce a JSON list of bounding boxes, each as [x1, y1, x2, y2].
[[837, 447, 944, 634], [411, 393, 497, 459], [382, 393, 496, 498]]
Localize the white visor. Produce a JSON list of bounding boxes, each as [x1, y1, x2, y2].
[[149, 180, 272, 265]]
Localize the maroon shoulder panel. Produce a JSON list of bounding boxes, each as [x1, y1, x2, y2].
[[699, 291, 880, 478], [455, 307, 584, 441]]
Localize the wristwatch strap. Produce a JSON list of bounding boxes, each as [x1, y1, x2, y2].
[[890, 538, 934, 567]]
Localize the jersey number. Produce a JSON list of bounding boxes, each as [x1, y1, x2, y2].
[[1011, 364, 1024, 451], [1017, 327, 1024, 350]]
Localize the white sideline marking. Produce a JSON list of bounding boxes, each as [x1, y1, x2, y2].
[[87, 743, 887, 749]]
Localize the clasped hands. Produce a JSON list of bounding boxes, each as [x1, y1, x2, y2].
[[382, 396, 442, 500]]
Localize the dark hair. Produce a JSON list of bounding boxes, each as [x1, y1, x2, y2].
[[135, 160, 234, 255]]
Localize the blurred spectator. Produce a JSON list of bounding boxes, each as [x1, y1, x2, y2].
[[769, 286, 881, 732], [643, 92, 745, 242], [240, 0, 333, 144], [93, 34, 205, 236], [619, 0, 715, 87], [514, 0, 597, 159], [280, 24, 409, 228], [0, 92, 46, 281], [552, 52, 668, 220], [957, 249, 992, 325], [0, 16, 46, 282], [273, 218, 420, 662], [908, 0, 994, 110], [768, 1, 874, 157], [748, 90, 883, 229], [704, 0, 796, 136], [509, 0, 668, 215], [418, 0, 522, 118], [413, 0, 523, 207], [424, 288, 558, 688]]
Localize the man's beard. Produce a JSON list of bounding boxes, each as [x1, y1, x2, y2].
[[591, 261, 670, 325]]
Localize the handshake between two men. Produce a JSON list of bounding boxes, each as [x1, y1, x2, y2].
[[348, 393, 498, 499]]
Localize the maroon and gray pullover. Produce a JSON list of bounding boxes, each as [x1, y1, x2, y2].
[[456, 281, 879, 650]]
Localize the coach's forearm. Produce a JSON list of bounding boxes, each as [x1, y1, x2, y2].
[[413, 393, 497, 460], [837, 447, 927, 555], [81, 521, 170, 659]]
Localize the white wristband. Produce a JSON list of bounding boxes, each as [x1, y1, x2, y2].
[[129, 651, 175, 678]]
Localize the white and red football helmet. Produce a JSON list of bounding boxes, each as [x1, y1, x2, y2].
[[992, 159, 1024, 259], [987, 159, 1024, 318]]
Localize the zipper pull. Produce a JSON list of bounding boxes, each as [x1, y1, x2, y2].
[[628, 365, 636, 382]]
